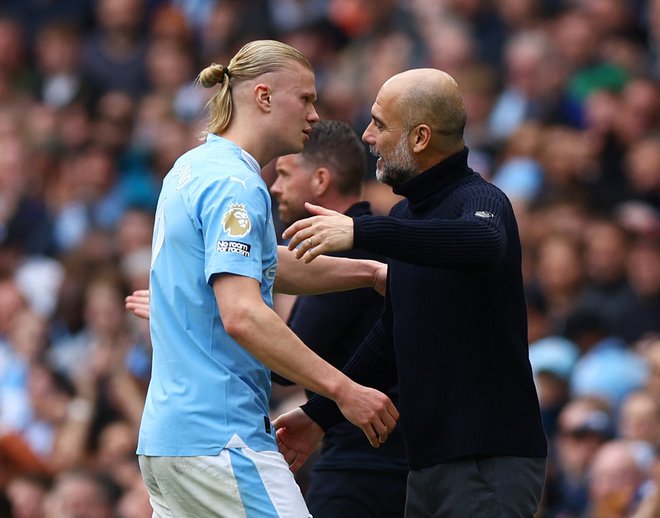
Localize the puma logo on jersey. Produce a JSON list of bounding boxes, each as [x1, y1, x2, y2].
[[229, 176, 248, 189], [222, 203, 251, 237]]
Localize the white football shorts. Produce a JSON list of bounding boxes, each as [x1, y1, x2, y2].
[[138, 448, 311, 517]]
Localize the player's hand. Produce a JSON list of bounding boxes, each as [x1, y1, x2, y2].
[[283, 203, 354, 263], [125, 289, 150, 320], [273, 408, 324, 473], [335, 381, 399, 448]]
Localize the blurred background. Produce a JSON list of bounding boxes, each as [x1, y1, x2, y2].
[[0, 0, 658, 516]]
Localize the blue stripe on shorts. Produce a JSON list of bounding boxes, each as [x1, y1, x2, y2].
[[228, 448, 279, 518]]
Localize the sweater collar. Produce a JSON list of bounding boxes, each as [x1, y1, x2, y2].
[[345, 201, 372, 217], [393, 147, 472, 208]]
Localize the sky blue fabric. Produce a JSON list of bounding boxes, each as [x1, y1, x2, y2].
[[138, 134, 278, 456]]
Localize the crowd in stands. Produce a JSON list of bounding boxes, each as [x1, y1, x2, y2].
[[0, 0, 657, 516]]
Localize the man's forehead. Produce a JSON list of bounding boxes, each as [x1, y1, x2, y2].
[[372, 93, 398, 123], [276, 153, 306, 169]]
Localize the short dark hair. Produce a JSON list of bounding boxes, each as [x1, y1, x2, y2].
[[301, 120, 366, 196]]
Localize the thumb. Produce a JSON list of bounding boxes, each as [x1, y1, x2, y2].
[[304, 202, 337, 216]]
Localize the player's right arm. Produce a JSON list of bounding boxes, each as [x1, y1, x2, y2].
[[212, 272, 398, 448]]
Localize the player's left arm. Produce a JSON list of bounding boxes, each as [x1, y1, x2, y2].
[[274, 245, 386, 296]]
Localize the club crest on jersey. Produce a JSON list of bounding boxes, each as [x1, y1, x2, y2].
[[222, 203, 251, 237]]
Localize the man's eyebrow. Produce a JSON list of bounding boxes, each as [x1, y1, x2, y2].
[[371, 114, 385, 126]]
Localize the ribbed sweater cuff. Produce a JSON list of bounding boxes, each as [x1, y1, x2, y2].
[[301, 395, 344, 432]]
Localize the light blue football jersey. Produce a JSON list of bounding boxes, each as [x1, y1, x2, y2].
[[137, 134, 279, 456]]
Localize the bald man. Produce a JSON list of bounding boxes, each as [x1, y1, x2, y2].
[[274, 69, 548, 516]]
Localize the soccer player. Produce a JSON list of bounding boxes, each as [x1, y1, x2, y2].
[[136, 40, 398, 517]]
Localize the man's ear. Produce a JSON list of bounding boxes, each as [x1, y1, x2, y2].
[[255, 84, 272, 111], [312, 167, 331, 197], [411, 124, 432, 153]]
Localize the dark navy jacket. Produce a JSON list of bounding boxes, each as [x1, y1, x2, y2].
[[304, 149, 548, 470], [283, 201, 407, 472]]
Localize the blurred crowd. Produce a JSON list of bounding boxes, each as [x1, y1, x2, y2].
[[0, 0, 658, 516]]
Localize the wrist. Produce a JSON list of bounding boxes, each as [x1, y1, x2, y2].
[[328, 375, 353, 405]]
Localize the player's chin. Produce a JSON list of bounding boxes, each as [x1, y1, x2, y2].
[[281, 143, 304, 158]]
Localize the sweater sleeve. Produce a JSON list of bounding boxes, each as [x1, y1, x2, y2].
[[354, 193, 509, 271], [302, 291, 397, 431]]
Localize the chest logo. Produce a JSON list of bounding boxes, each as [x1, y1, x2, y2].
[[222, 203, 252, 237], [475, 211, 494, 218]]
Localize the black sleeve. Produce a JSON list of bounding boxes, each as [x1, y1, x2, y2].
[[271, 288, 382, 385], [354, 193, 509, 271], [302, 290, 397, 431], [291, 289, 382, 363]]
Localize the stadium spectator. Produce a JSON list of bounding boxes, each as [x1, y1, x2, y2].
[[584, 439, 652, 518], [548, 395, 615, 516]]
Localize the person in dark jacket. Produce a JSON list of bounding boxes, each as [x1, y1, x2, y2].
[[270, 119, 408, 518], [274, 68, 548, 517]]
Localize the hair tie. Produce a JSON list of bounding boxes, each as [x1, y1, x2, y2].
[[223, 67, 231, 81]]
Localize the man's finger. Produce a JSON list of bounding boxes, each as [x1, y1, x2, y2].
[[289, 452, 310, 473], [283, 218, 312, 241], [302, 245, 322, 263], [381, 409, 398, 434], [304, 202, 337, 216], [282, 448, 298, 466], [287, 229, 315, 253], [363, 425, 381, 448]]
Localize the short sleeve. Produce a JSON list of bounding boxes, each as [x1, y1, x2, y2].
[[195, 177, 270, 285]]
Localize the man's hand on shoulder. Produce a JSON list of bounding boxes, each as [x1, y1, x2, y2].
[[283, 203, 354, 263]]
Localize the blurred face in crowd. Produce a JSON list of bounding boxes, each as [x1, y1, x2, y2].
[[97, 0, 143, 34], [84, 279, 125, 336], [536, 235, 584, 297], [6, 476, 49, 518], [627, 241, 660, 298], [271, 153, 317, 225], [0, 279, 25, 335], [644, 341, 660, 402], [588, 441, 644, 517], [35, 25, 81, 75], [8, 310, 48, 362], [44, 473, 113, 518], [618, 391, 660, 444], [556, 399, 609, 477], [625, 137, 660, 194], [583, 221, 628, 284]]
